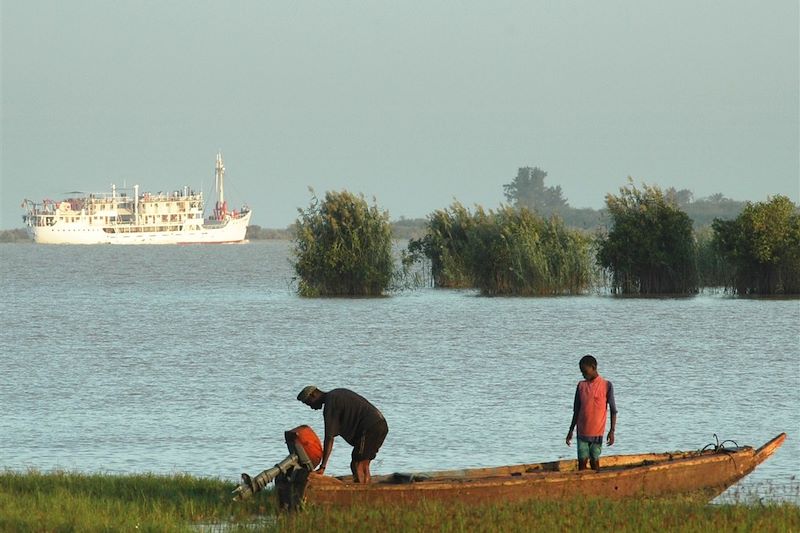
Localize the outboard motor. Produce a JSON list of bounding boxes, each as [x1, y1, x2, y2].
[[232, 425, 323, 510]]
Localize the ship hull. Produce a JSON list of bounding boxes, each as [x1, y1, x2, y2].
[[29, 211, 251, 245]]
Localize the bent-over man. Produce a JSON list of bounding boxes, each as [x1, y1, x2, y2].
[[297, 386, 388, 484]]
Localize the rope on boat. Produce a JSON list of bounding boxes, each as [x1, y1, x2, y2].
[[700, 433, 740, 453]]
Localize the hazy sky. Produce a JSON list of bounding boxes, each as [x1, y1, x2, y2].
[[2, 1, 798, 230]]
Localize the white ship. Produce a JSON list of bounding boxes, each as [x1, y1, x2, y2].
[[22, 153, 252, 244]]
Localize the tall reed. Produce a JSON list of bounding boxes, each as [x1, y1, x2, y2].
[[408, 203, 593, 295], [695, 227, 733, 290], [406, 202, 475, 288], [463, 206, 593, 296]]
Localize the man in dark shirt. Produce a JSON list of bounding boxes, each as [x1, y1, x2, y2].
[[297, 386, 388, 484]]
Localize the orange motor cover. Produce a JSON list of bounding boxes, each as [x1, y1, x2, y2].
[[286, 425, 323, 468]]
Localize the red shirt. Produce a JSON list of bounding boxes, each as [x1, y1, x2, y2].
[[574, 376, 617, 440]]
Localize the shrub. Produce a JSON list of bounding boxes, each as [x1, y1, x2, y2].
[[712, 195, 800, 294], [597, 180, 698, 295], [293, 190, 393, 296]]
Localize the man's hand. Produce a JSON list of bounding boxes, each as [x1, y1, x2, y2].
[[566, 431, 573, 446], [607, 429, 615, 446]]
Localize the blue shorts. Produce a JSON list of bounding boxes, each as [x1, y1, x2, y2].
[[577, 438, 602, 461]]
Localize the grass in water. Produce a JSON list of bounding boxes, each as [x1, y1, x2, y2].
[[1, 471, 798, 532]]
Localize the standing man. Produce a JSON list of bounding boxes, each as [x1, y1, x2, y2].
[[565, 354, 617, 471], [297, 386, 388, 484]]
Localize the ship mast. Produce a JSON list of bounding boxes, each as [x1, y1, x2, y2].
[[215, 152, 225, 205], [214, 152, 227, 220]]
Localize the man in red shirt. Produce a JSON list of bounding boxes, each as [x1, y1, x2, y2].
[[565, 354, 618, 471]]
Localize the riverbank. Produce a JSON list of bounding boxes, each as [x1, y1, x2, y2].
[[1, 471, 797, 532]]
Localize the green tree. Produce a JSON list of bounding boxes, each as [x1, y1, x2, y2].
[[597, 180, 698, 294], [293, 190, 393, 296], [712, 195, 800, 294], [503, 167, 568, 214]]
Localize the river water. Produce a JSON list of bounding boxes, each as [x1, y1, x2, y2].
[[1, 241, 797, 503]]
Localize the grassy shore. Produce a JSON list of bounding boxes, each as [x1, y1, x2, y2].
[[1, 471, 798, 532]]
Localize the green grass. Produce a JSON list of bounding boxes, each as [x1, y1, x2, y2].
[[284, 498, 800, 533], [1, 471, 798, 532], [0, 470, 273, 532]]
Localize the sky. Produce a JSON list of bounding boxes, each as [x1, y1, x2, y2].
[[2, 1, 798, 230]]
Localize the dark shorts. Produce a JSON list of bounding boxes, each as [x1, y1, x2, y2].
[[352, 418, 388, 462]]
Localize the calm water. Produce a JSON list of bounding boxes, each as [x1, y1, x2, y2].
[[1, 241, 798, 502]]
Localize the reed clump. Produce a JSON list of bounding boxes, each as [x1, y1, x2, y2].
[[407, 203, 593, 295], [711, 195, 800, 295], [293, 190, 394, 297], [694, 227, 731, 290], [406, 202, 475, 288], [597, 180, 698, 295]]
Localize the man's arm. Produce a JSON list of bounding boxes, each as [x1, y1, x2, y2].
[[316, 436, 334, 474], [316, 400, 339, 474], [607, 381, 617, 446], [566, 387, 579, 446], [607, 412, 617, 445]]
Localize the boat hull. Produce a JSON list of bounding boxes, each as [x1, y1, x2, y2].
[[28, 211, 251, 245], [303, 433, 786, 506]]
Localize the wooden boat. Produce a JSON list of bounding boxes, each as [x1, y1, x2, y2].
[[302, 433, 786, 506]]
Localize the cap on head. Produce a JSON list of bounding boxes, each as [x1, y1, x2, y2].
[[297, 385, 319, 403]]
